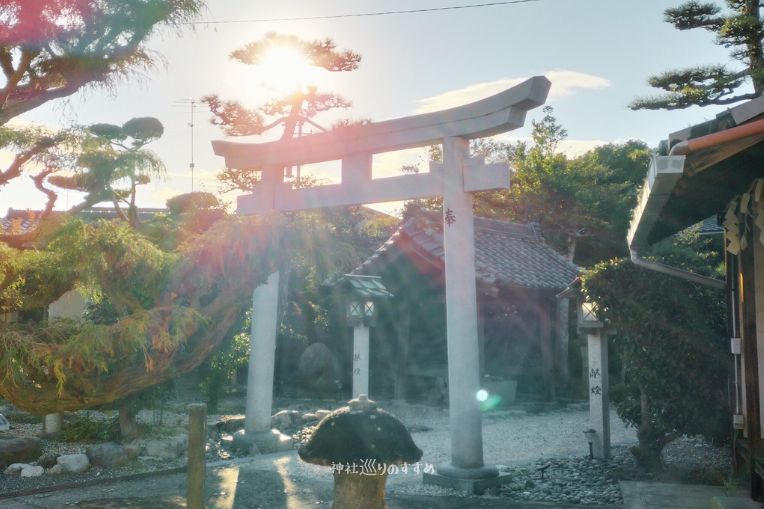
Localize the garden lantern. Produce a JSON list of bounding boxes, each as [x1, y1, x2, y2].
[[336, 275, 392, 398], [577, 299, 603, 330]]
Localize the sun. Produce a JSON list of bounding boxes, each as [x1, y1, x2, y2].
[[258, 45, 325, 95]]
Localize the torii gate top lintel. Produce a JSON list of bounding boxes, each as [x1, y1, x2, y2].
[[212, 76, 550, 169], [211, 76, 550, 215]]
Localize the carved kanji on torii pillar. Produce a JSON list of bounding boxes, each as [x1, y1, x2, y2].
[[212, 76, 551, 491]]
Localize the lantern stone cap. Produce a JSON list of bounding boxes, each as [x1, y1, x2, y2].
[[297, 395, 422, 468], [336, 274, 393, 299]]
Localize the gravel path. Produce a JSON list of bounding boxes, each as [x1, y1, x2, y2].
[[1, 400, 732, 507]]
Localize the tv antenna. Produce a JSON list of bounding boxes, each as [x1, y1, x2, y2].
[[174, 98, 198, 192]]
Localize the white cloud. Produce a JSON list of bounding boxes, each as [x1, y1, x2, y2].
[[414, 70, 612, 113]]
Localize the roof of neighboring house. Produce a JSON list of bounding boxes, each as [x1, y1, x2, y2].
[[354, 212, 579, 291], [629, 96, 764, 248], [1, 207, 169, 235]]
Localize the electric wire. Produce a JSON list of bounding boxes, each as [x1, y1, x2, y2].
[[184, 0, 541, 25]]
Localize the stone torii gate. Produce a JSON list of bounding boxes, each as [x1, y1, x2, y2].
[[212, 76, 550, 491]]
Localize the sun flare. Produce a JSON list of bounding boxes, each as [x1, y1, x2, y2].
[[258, 45, 324, 95]]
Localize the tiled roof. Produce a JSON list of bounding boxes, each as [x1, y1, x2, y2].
[[698, 216, 724, 236], [355, 213, 579, 290], [1, 207, 169, 235]]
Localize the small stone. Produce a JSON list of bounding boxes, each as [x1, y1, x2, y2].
[[123, 444, 141, 460], [57, 453, 90, 473], [37, 452, 57, 469], [314, 409, 331, 421], [47, 464, 63, 475], [20, 465, 44, 477]]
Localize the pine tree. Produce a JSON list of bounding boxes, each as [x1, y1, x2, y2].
[[631, 0, 764, 110], [203, 33, 362, 193]]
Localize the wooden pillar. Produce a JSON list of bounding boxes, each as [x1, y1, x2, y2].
[[539, 297, 555, 401], [187, 403, 206, 509], [394, 298, 411, 401], [555, 297, 571, 388], [741, 221, 761, 498]]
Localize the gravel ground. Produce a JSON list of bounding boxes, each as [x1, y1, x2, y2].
[[0, 400, 733, 507]]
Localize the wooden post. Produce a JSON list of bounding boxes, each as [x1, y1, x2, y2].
[[394, 298, 411, 401], [742, 221, 762, 498], [187, 403, 206, 509], [556, 297, 571, 387], [539, 298, 554, 401]]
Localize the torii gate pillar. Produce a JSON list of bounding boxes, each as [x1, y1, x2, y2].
[[439, 137, 491, 472]]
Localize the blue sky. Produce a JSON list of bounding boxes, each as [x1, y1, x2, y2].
[[0, 0, 741, 213]]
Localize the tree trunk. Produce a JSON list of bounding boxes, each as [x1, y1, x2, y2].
[[119, 402, 139, 441], [566, 236, 576, 263], [632, 388, 664, 470], [744, 0, 764, 94]]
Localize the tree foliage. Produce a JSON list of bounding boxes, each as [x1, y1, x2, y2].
[[0, 0, 203, 124], [631, 0, 764, 109], [583, 230, 728, 468], [0, 1, 202, 246]]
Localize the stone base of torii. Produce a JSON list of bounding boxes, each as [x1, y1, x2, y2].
[[212, 76, 551, 491]]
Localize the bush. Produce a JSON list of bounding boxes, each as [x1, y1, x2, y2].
[[59, 414, 121, 443]]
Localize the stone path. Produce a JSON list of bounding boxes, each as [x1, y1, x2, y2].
[[619, 481, 754, 509]]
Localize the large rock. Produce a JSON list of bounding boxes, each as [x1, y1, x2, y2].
[[143, 434, 188, 459], [297, 343, 343, 392], [86, 442, 129, 468], [4, 463, 30, 475], [0, 437, 41, 468], [57, 453, 90, 473], [20, 465, 44, 477]]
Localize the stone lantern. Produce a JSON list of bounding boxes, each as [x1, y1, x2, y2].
[[576, 294, 610, 460], [337, 275, 392, 398]]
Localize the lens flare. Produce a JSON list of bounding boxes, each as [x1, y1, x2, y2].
[[476, 389, 489, 402]]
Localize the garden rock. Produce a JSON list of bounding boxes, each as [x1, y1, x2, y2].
[[124, 443, 141, 460], [47, 464, 63, 475], [214, 416, 245, 433], [271, 410, 300, 429], [144, 434, 187, 459], [86, 442, 129, 468], [37, 452, 58, 469], [20, 465, 44, 477], [297, 343, 342, 392], [4, 463, 30, 475], [0, 437, 41, 468], [57, 453, 90, 473]]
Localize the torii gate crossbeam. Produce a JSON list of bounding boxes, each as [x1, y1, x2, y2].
[[212, 76, 550, 492]]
